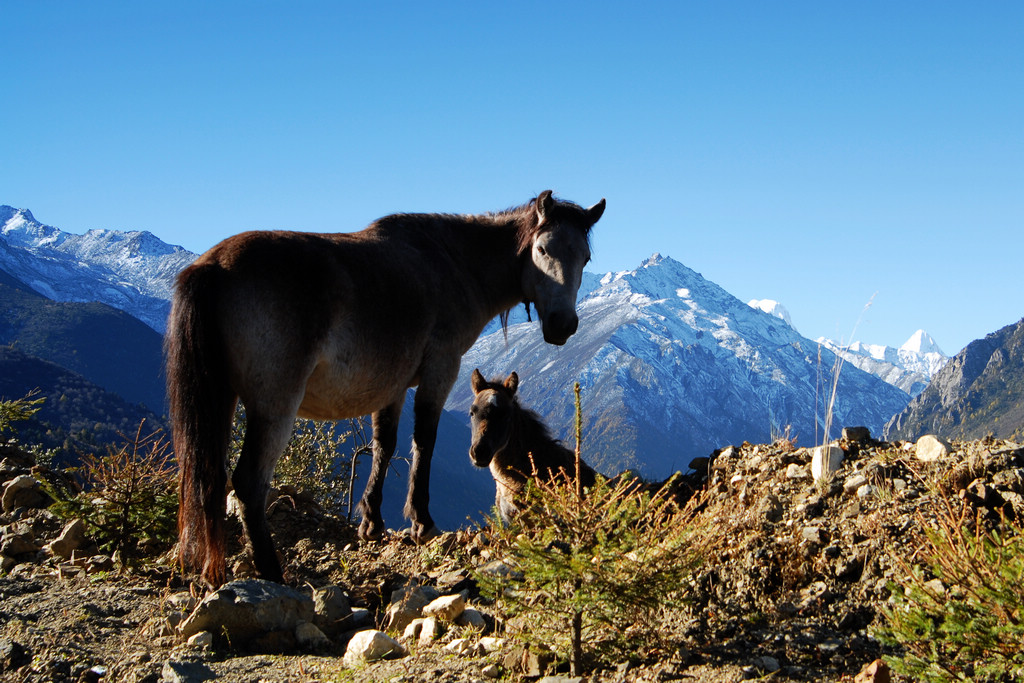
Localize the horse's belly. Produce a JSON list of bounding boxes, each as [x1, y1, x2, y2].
[[297, 362, 412, 420]]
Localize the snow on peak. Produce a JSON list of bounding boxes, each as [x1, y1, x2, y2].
[[901, 329, 944, 356], [748, 299, 795, 330], [0, 205, 197, 331]]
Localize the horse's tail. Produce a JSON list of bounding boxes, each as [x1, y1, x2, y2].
[[166, 261, 235, 586]]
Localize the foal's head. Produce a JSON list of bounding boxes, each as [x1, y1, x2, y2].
[[518, 190, 605, 345], [469, 368, 520, 468]]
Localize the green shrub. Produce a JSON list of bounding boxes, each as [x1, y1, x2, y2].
[[474, 383, 702, 674], [875, 503, 1024, 681], [47, 422, 178, 561], [477, 473, 701, 673], [0, 390, 45, 436]]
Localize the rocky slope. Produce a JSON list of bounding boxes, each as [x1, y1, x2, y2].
[[4, 427, 1023, 682], [885, 317, 1024, 443]]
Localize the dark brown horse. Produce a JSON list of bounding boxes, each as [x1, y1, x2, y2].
[[167, 191, 605, 585], [469, 369, 692, 521]]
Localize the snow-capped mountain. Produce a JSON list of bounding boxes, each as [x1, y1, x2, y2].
[[447, 254, 911, 479], [0, 206, 197, 332], [746, 296, 948, 398], [748, 298, 795, 329], [815, 332, 948, 398]]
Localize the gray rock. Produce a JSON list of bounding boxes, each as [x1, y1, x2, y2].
[[294, 621, 332, 651], [2, 475, 50, 512], [1, 523, 39, 557], [455, 607, 487, 630], [161, 657, 216, 682], [384, 584, 439, 631], [46, 518, 88, 559], [0, 637, 31, 673], [751, 655, 781, 672], [177, 579, 315, 646], [313, 584, 351, 634], [843, 474, 868, 495], [842, 426, 871, 442], [786, 463, 810, 479]]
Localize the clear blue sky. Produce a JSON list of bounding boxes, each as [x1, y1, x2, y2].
[[3, 2, 1021, 355]]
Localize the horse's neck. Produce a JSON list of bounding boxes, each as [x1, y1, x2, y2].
[[449, 216, 527, 318]]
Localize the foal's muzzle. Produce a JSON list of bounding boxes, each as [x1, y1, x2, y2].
[[469, 445, 492, 468], [542, 309, 579, 346]]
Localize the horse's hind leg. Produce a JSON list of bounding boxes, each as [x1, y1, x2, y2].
[[357, 400, 403, 541], [232, 412, 295, 582]]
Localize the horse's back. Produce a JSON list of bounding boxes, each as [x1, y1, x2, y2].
[[174, 228, 471, 420]]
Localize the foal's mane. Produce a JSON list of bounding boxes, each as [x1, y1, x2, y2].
[[498, 388, 576, 471]]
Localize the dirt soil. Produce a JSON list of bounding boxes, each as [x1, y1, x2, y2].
[[3, 434, 1023, 682]]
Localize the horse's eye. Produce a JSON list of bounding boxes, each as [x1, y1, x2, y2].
[[470, 406, 478, 416], [536, 245, 546, 256]]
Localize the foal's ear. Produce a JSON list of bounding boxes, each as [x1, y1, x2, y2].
[[471, 369, 487, 394], [587, 198, 606, 225], [536, 190, 555, 222], [504, 372, 519, 395]]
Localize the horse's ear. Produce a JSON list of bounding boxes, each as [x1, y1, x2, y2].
[[505, 372, 519, 395], [586, 198, 606, 225], [471, 369, 486, 394], [536, 190, 554, 222]]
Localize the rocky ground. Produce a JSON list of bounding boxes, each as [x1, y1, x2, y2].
[[2, 430, 1023, 682]]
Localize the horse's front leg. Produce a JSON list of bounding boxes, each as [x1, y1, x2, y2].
[[405, 383, 453, 543], [357, 400, 403, 541]]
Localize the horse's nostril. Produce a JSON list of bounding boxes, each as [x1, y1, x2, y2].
[[542, 310, 579, 345]]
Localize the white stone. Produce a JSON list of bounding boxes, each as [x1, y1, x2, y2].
[[417, 616, 444, 645], [856, 484, 876, 499], [343, 630, 405, 666], [422, 593, 466, 622], [478, 636, 506, 653], [811, 444, 844, 481], [186, 631, 213, 648], [786, 463, 809, 479], [843, 474, 868, 494], [402, 618, 424, 641], [444, 637, 474, 655], [916, 434, 952, 462]]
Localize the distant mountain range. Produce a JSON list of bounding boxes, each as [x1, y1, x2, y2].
[[885, 317, 1024, 442], [3, 203, 1018, 523], [747, 298, 949, 398], [0, 206, 195, 332]]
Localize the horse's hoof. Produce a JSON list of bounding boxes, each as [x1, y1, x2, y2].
[[413, 525, 442, 544], [358, 521, 385, 543]]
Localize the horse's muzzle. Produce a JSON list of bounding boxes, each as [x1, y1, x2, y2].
[[542, 309, 579, 346]]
